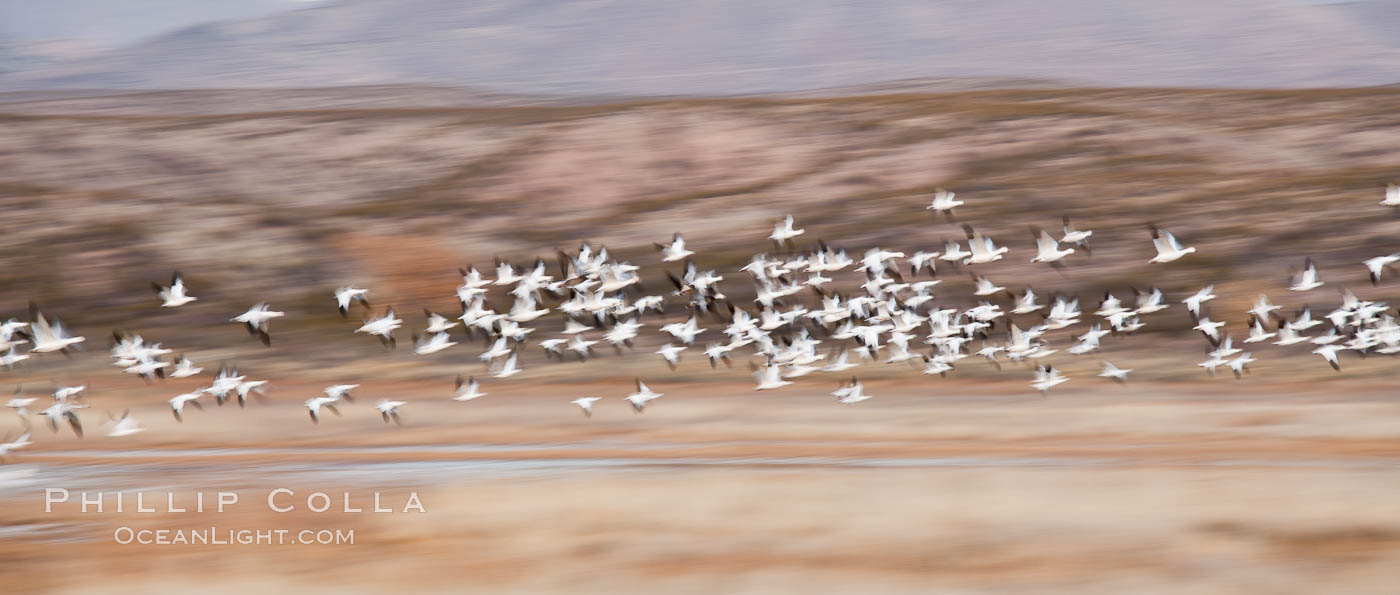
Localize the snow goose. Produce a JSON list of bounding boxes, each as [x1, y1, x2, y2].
[[1198, 355, 1227, 376], [496, 319, 535, 342], [508, 295, 550, 323], [1310, 327, 1343, 346], [962, 225, 1009, 265], [821, 348, 859, 372], [487, 336, 520, 364], [562, 319, 593, 335], [323, 384, 358, 403], [169, 355, 203, 378], [769, 215, 805, 247], [1068, 332, 1102, 355], [1290, 258, 1323, 292], [6, 388, 36, 416], [971, 274, 1005, 297], [0, 431, 32, 460], [356, 306, 403, 347], [305, 396, 341, 424], [1098, 361, 1131, 382], [453, 376, 486, 401], [656, 233, 695, 262], [122, 357, 170, 381], [1095, 292, 1129, 318], [1228, 353, 1255, 378], [1, 345, 31, 369], [908, 251, 939, 278], [152, 272, 197, 307], [168, 391, 204, 422], [1312, 344, 1344, 371], [1244, 318, 1277, 343], [833, 377, 871, 404], [493, 260, 524, 286], [1011, 288, 1045, 315], [660, 316, 706, 344], [1148, 226, 1196, 263], [1273, 325, 1310, 346], [566, 334, 599, 361], [703, 342, 735, 368], [53, 385, 86, 402], [1133, 287, 1169, 314], [1248, 294, 1283, 322], [423, 309, 459, 334], [1210, 336, 1241, 358], [1060, 216, 1093, 253], [413, 331, 457, 355], [752, 362, 793, 390], [39, 401, 85, 437], [633, 295, 666, 317], [1030, 228, 1075, 264], [625, 379, 663, 412], [234, 380, 268, 408], [1045, 296, 1081, 329], [571, 397, 601, 417], [489, 351, 522, 379], [1289, 307, 1323, 331], [1181, 284, 1215, 320], [1381, 183, 1400, 207], [1030, 364, 1068, 395], [231, 303, 282, 346], [334, 287, 370, 317], [925, 188, 963, 218], [939, 240, 970, 265], [1364, 253, 1400, 286], [538, 338, 567, 360], [375, 400, 406, 425], [26, 306, 85, 353], [1193, 318, 1226, 344], [1113, 315, 1146, 333], [603, 320, 642, 352], [656, 344, 685, 370], [104, 410, 144, 437]]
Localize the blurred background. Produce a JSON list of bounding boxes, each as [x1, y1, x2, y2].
[[3, 1, 1400, 593]]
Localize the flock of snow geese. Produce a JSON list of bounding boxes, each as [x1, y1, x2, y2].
[[2, 183, 1400, 456]]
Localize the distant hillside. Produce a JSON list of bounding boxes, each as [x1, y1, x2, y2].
[[4, 0, 1400, 94]]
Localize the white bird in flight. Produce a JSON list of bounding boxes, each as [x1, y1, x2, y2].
[[1381, 183, 1400, 207], [168, 391, 205, 422], [305, 396, 342, 424], [1148, 226, 1196, 263], [1290, 258, 1323, 292], [231, 303, 282, 346], [334, 286, 371, 317], [375, 399, 406, 425], [453, 376, 486, 401], [356, 306, 404, 347], [655, 233, 695, 262], [104, 410, 144, 437], [0, 431, 33, 461], [152, 272, 197, 307], [1098, 361, 1131, 382], [571, 397, 601, 417], [925, 188, 964, 218], [625, 379, 663, 412], [27, 306, 85, 353], [769, 215, 805, 246]]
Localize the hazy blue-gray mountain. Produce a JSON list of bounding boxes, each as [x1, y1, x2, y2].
[[5, 0, 1400, 93]]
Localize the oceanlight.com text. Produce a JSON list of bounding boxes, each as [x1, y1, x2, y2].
[[113, 526, 355, 546]]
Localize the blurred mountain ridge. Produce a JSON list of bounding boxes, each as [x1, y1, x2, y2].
[[4, 0, 1400, 94]]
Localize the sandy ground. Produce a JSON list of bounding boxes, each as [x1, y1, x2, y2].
[[2, 381, 1399, 594]]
